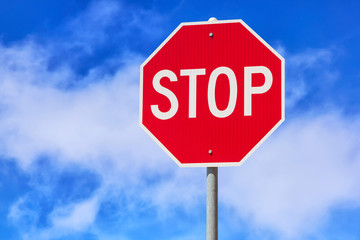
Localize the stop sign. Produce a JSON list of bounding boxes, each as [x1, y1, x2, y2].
[[140, 19, 284, 167]]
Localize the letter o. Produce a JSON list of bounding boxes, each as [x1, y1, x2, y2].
[[208, 67, 238, 118]]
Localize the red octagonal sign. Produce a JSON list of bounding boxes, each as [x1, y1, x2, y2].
[[140, 19, 285, 167]]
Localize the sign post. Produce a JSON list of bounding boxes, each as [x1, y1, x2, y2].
[[140, 17, 284, 240], [207, 167, 218, 240]]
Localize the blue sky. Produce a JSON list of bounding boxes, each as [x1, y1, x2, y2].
[[0, 0, 360, 239]]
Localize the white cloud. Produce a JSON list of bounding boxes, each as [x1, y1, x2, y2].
[[61, 0, 121, 53], [50, 197, 99, 231], [0, 1, 171, 238], [8, 197, 38, 225], [143, 167, 205, 218], [10, 196, 101, 240], [288, 48, 333, 69], [283, 47, 339, 109], [221, 112, 360, 239], [52, 0, 165, 57], [0, 43, 134, 165]]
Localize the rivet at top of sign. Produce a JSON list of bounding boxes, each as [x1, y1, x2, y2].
[[208, 18, 217, 38], [208, 149, 213, 155]]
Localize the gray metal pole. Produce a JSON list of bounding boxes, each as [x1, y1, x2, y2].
[[207, 167, 218, 240]]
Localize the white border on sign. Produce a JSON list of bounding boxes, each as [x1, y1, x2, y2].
[[139, 19, 285, 168]]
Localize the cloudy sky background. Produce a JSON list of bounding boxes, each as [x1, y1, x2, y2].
[[0, 0, 360, 239]]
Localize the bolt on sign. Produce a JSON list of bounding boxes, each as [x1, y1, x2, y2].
[[140, 19, 285, 167]]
